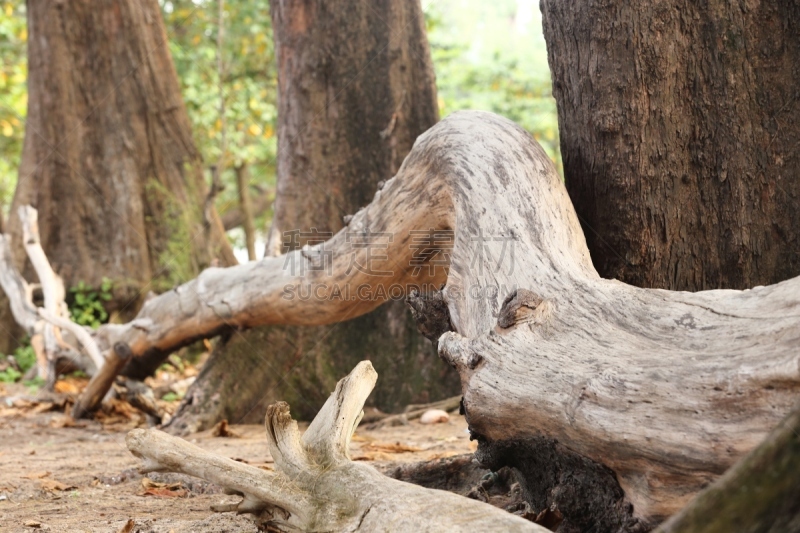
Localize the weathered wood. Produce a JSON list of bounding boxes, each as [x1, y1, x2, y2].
[[72, 343, 132, 419], [234, 163, 257, 261], [6, 111, 799, 526], [127, 361, 542, 532], [656, 401, 800, 533]]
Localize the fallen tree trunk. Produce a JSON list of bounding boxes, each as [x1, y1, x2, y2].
[[6, 111, 800, 528], [127, 361, 541, 532]]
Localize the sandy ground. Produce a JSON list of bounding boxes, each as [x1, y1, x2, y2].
[[0, 383, 475, 533]]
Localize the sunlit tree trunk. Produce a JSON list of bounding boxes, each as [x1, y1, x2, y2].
[[7, 0, 235, 325], [166, 0, 456, 430]]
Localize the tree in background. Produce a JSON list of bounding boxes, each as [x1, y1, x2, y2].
[[166, 0, 459, 431], [428, 0, 561, 172], [163, 0, 278, 255], [542, 0, 800, 291], [6, 0, 236, 336]]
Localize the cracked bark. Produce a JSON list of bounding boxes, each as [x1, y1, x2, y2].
[[541, 0, 800, 291]]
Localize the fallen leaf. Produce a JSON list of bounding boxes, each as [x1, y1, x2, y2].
[[211, 419, 240, 438], [352, 451, 397, 461], [21, 471, 51, 480], [49, 414, 85, 428], [365, 441, 422, 453], [138, 477, 187, 498], [54, 380, 80, 395], [39, 478, 76, 491], [118, 519, 135, 533], [31, 402, 59, 415]]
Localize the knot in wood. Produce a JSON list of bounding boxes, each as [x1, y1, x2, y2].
[[497, 289, 545, 329]]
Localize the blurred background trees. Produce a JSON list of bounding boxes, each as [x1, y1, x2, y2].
[[0, 0, 559, 252]]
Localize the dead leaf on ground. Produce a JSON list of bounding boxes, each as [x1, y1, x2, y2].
[[39, 478, 77, 491], [352, 451, 397, 462], [211, 419, 240, 438], [118, 518, 135, 533], [365, 441, 422, 453], [21, 471, 51, 480], [49, 414, 85, 428], [138, 477, 188, 498], [54, 378, 87, 395]]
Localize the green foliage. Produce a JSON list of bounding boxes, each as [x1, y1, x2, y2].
[[24, 375, 45, 393], [0, 1, 27, 214], [162, 391, 181, 402], [69, 278, 113, 329], [0, 366, 20, 383], [0, 340, 36, 383], [162, 0, 277, 231], [427, 0, 562, 173], [13, 341, 35, 371]]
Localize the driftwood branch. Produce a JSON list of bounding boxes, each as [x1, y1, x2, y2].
[[0, 234, 37, 333], [72, 342, 132, 419], [127, 361, 541, 532], [0, 207, 103, 382], [37, 308, 104, 370], [4, 112, 799, 525]]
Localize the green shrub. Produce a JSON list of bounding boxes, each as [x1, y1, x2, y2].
[[69, 277, 113, 329]]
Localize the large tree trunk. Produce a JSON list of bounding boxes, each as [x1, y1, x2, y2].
[[540, 0, 800, 291], [8, 0, 235, 319], [55, 111, 800, 530], [165, 0, 455, 431]]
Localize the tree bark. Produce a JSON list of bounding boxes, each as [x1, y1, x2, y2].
[[65, 111, 800, 530], [8, 0, 235, 320], [540, 0, 800, 291], [235, 163, 257, 261], [165, 0, 455, 431]]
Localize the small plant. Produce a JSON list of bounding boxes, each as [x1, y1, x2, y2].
[[0, 340, 37, 383], [162, 392, 181, 402], [24, 375, 45, 393], [14, 342, 36, 372], [0, 366, 21, 383], [69, 277, 113, 329]]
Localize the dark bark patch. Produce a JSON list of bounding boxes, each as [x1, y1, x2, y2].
[[474, 437, 647, 533]]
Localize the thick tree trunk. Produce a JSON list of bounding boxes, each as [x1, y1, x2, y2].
[[165, 0, 455, 431], [52, 111, 800, 530], [8, 0, 235, 319], [541, 0, 800, 291]]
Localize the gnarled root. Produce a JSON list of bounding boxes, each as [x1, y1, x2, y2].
[[127, 361, 542, 532]]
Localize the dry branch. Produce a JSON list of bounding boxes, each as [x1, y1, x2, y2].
[[127, 361, 541, 532], [72, 343, 133, 419], [0, 207, 102, 381]]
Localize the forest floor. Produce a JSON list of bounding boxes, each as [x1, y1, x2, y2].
[[0, 378, 477, 533]]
